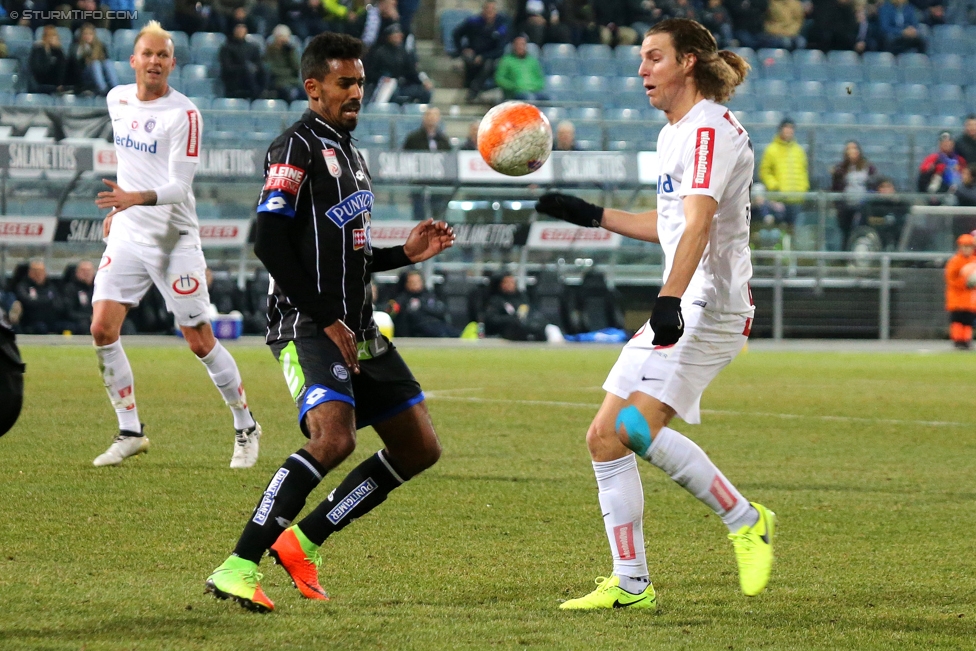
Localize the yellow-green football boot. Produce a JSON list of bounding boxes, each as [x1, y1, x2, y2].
[[559, 575, 657, 610], [728, 502, 776, 596]]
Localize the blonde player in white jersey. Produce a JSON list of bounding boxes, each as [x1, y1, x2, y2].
[[90, 21, 261, 469], [536, 18, 774, 610]]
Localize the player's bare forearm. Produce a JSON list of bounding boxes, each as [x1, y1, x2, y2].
[[659, 195, 716, 298], [601, 208, 659, 243]]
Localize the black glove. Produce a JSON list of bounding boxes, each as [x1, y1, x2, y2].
[[649, 296, 683, 346], [535, 193, 604, 228]]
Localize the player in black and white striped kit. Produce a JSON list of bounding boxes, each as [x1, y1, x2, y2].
[[206, 32, 456, 612]]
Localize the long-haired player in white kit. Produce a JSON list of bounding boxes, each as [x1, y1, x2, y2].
[[536, 18, 775, 609], [90, 21, 261, 468]]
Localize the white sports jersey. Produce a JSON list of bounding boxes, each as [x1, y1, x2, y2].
[[656, 99, 754, 315], [106, 84, 202, 248]]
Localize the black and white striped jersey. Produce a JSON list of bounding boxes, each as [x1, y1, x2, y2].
[[253, 109, 410, 344]]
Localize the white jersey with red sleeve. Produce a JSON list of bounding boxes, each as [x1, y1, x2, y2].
[[655, 99, 754, 315], [105, 84, 202, 247]]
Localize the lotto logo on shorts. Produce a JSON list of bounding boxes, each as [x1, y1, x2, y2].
[[185, 110, 200, 157], [692, 127, 715, 189], [169, 273, 202, 297], [613, 523, 637, 560], [264, 164, 306, 194]]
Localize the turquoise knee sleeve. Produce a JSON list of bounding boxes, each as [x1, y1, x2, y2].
[[616, 406, 652, 457]]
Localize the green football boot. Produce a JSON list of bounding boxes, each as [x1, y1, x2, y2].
[[559, 575, 657, 610], [728, 502, 776, 596], [205, 555, 274, 613]]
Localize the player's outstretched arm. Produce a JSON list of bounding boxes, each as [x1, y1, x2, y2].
[[370, 219, 456, 271], [535, 192, 659, 243]]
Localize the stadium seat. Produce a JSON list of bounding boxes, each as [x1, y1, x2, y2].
[[192, 46, 220, 69], [251, 99, 289, 112], [0, 59, 18, 75], [12, 198, 58, 215], [111, 29, 138, 60], [112, 61, 136, 85], [56, 94, 95, 107], [212, 112, 255, 137], [896, 83, 929, 115], [542, 43, 576, 60], [195, 202, 221, 219], [574, 121, 604, 147], [756, 48, 792, 80], [571, 106, 602, 120], [897, 53, 931, 84], [826, 81, 861, 112], [542, 58, 579, 76], [753, 79, 791, 112], [616, 57, 640, 77], [536, 106, 565, 124], [211, 97, 250, 111], [188, 96, 212, 110], [822, 112, 857, 125], [61, 200, 102, 218], [181, 64, 209, 80], [573, 75, 608, 104], [727, 94, 758, 112], [611, 75, 645, 103], [863, 52, 898, 83], [615, 45, 641, 62], [0, 73, 18, 93], [401, 103, 429, 115], [930, 54, 968, 86], [183, 78, 216, 97], [858, 113, 891, 126], [753, 110, 784, 125], [932, 115, 962, 129], [729, 47, 758, 70], [0, 25, 33, 45], [190, 32, 227, 48], [604, 108, 642, 122], [578, 44, 613, 60], [792, 80, 828, 113], [930, 24, 967, 54], [791, 111, 822, 126], [826, 50, 862, 82], [544, 74, 574, 102], [439, 9, 472, 56], [363, 102, 400, 115], [931, 84, 965, 116], [794, 49, 829, 82], [14, 93, 54, 107], [893, 113, 927, 127], [580, 58, 617, 76]]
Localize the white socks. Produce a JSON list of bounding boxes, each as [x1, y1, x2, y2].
[[593, 454, 649, 594], [199, 341, 255, 430], [646, 426, 758, 533], [95, 340, 141, 432]]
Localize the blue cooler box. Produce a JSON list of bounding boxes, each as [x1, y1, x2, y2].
[[212, 313, 243, 339]]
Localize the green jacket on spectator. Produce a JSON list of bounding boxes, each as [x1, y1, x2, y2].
[[494, 52, 545, 98]]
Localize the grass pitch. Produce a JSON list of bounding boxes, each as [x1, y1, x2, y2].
[[2, 342, 975, 650]]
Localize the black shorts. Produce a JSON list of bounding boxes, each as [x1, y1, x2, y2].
[[270, 333, 423, 436], [950, 310, 975, 325]]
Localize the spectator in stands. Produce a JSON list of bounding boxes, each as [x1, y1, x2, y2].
[[220, 22, 268, 100], [228, 5, 267, 37], [494, 34, 547, 101], [403, 107, 451, 219], [214, 0, 262, 35], [752, 183, 788, 249], [860, 176, 910, 250], [281, 0, 332, 40], [14, 259, 66, 335], [944, 233, 976, 349], [762, 0, 807, 49], [366, 23, 433, 104], [175, 0, 218, 35], [727, 0, 769, 48], [832, 141, 878, 247], [398, 0, 421, 37], [878, 0, 926, 53], [264, 24, 303, 101], [953, 164, 976, 207], [919, 131, 966, 194], [809, 0, 861, 52], [700, 0, 735, 48], [322, 0, 364, 34], [485, 274, 559, 342], [554, 119, 578, 151], [910, 0, 946, 25], [515, 0, 572, 46], [390, 270, 462, 337], [460, 121, 480, 150], [103, 0, 135, 30], [67, 23, 118, 95], [253, 0, 281, 36], [955, 115, 976, 169], [630, 0, 668, 34], [759, 118, 809, 225], [28, 25, 70, 94], [665, 0, 699, 21], [68, 0, 108, 31], [62, 260, 95, 335], [452, 0, 511, 102], [355, 0, 401, 49], [590, 0, 639, 46]]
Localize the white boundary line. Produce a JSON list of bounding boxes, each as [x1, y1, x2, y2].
[[425, 393, 971, 428]]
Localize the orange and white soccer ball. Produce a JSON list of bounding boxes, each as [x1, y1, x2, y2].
[[961, 261, 976, 289], [478, 101, 552, 176]]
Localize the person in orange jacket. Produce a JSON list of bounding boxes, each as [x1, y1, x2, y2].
[[945, 233, 976, 349]]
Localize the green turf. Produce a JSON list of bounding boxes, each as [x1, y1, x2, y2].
[[2, 343, 974, 650]]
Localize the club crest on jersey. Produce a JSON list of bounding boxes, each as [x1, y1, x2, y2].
[[325, 190, 373, 228], [145, 118, 156, 133], [353, 213, 373, 253], [323, 148, 341, 177], [130, 120, 139, 130]]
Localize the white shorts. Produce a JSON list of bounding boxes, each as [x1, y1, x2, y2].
[[93, 239, 211, 327], [602, 306, 752, 424]]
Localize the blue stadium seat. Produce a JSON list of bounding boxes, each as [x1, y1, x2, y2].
[[578, 44, 613, 60], [112, 61, 136, 85], [539, 106, 568, 123], [615, 45, 641, 62], [289, 99, 308, 113], [545, 74, 574, 102], [192, 46, 220, 69], [401, 103, 429, 116], [793, 49, 828, 81], [863, 52, 898, 83], [604, 108, 643, 121], [188, 96, 212, 110], [12, 198, 58, 216], [211, 97, 251, 111], [196, 202, 221, 219], [183, 78, 216, 97], [57, 94, 95, 107], [607, 123, 649, 150], [863, 82, 897, 114], [0, 59, 19, 75], [932, 115, 962, 129], [826, 50, 862, 82], [61, 200, 102, 218], [615, 57, 640, 77], [14, 93, 54, 107], [897, 53, 932, 84], [613, 75, 645, 99], [729, 47, 758, 70], [580, 58, 617, 76], [542, 43, 575, 60], [440, 9, 472, 56], [251, 99, 289, 112], [571, 106, 602, 120], [0, 25, 33, 44], [190, 32, 227, 48], [213, 112, 256, 135], [542, 58, 579, 76], [572, 75, 608, 104], [930, 24, 967, 54], [894, 113, 927, 126], [822, 112, 857, 125], [792, 81, 828, 113], [574, 121, 605, 146], [930, 54, 968, 86], [363, 102, 400, 115], [756, 48, 792, 80], [727, 94, 758, 112], [111, 29, 138, 60], [826, 81, 861, 112], [858, 113, 891, 126], [931, 84, 965, 116], [791, 111, 822, 126], [0, 73, 19, 93], [896, 83, 929, 115], [181, 64, 210, 80], [754, 79, 791, 112], [753, 110, 784, 125]]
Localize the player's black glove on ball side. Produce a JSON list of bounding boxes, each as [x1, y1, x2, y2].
[[650, 296, 684, 346], [535, 193, 604, 228]]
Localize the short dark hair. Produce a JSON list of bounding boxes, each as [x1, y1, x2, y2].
[[300, 32, 364, 82]]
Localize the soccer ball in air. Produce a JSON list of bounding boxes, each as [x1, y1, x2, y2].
[[478, 101, 552, 176], [961, 262, 976, 289]]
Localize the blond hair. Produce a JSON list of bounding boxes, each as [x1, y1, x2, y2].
[[647, 19, 749, 104], [134, 20, 173, 52]]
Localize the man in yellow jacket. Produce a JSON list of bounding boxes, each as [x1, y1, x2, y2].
[[759, 118, 809, 225]]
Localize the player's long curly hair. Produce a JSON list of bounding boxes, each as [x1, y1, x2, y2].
[[646, 19, 749, 104]]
